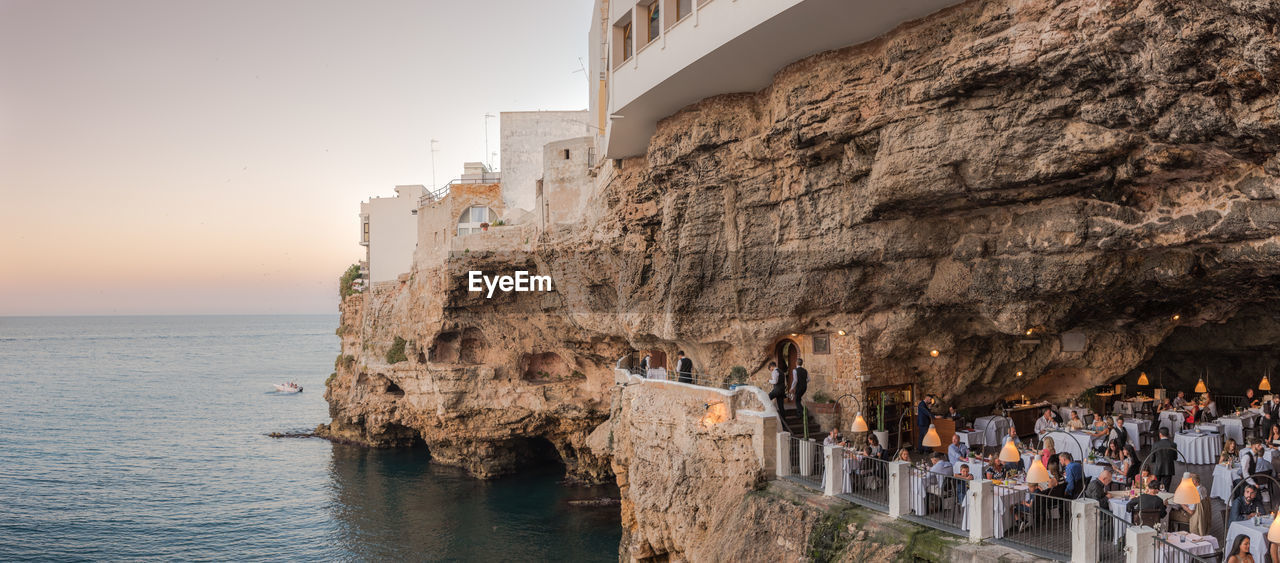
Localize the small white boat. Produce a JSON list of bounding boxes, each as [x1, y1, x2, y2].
[[274, 382, 303, 393]]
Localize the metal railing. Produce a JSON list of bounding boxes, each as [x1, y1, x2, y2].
[[1152, 534, 1215, 562], [1097, 508, 1130, 563], [990, 488, 1072, 561], [419, 175, 501, 204], [785, 436, 823, 491], [904, 466, 967, 535], [835, 454, 889, 511]]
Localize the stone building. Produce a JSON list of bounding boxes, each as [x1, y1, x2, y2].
[[498, 111, 590, 212], [359, 184, 425, 284]]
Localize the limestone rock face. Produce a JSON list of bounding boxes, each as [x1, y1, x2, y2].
[[325, 0, 1280, 555], [563, 0, 1280, 405]]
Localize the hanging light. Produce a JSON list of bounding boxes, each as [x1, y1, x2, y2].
[[1269, 511, 1280, 542], [1195, 378, 1207, 393], [1137, 372, 1149, 386], [1262, 376, 1272, 392], [1026, 458, 1052, 485], [1171, 472, 1202, 506], [999, 439, 1021, 463], [851, 412, 869, 433], [922, 424, 942, 447]]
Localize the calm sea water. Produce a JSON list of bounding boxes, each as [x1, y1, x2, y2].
[[0, 315, 620, 561]]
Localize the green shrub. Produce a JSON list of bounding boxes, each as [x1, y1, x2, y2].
[[812, 391, 834, 404], [338, 264, 361, 298], [729, 366, 748, 385], [385, 337, 408, 364], [325, 372, 337, 387]]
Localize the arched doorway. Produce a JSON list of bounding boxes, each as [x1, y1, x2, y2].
[[776, 339, 799, 375]]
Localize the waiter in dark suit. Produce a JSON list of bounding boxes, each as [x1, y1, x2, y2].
[[916, 395, 935, 453], [1150, 428, 1178, 491], [676, 351, 693, 384], [789, 358, 808, 412]]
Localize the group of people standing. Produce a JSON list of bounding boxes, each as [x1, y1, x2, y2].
[[767, 358, 808, 423]]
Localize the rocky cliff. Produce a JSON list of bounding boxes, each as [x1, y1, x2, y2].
[[324, 0, 1280, 558]]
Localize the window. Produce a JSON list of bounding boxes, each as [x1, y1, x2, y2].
[[457, 206, 493, 236], [361, 221, 369, 242], [646, 2, 660, 44], [813, 334, 830, 355], [622, 22, 633, 60], [677, 0, 691, 20], [563, 149, 571, 160]]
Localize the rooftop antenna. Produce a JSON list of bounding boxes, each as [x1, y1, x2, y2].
[[430, 138, 440, 189], [483, 113, 496, 171]]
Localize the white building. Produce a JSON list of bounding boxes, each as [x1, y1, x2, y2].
[[589, 0, 962, 159], [499, 111, 589, 212], [359, 184, 425, 283]]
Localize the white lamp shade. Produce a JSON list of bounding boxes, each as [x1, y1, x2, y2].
[[1262, 377, 1272, 392], [1269, 512, 1280, 542], [1195, 379, 1207, 393], [999, 440, 1021, 463], [1026, 458, 1052, 485], [1171, 474, 1201, 506], [851, 413, 869, 433], [922, 424, 942, 447]]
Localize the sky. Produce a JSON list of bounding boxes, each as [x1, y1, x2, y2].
[[0, 0, 593, 315]]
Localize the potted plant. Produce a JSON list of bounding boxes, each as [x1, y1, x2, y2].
[[805, 391, 839, 415], [873, 392, 890, 449]]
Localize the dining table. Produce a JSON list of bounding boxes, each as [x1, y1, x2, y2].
[[1058, 406, 1091, 425], [1156, 532, 1219, 563], [976, 481, 1031, 538], [1107, 492, 1173, 537], [1157, 410, 1185, 435], [974, 416, 1012, 446], [1226, 517, 1272, 563], [1211, 463, 1242, 502], [1123, 418, 1151, 449], [1220, 412, 1259, 443], [955, 430, 983, 450], [1173, 431, 1221, 465]]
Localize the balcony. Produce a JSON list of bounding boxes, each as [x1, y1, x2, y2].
[[603, 0, 961, 158]]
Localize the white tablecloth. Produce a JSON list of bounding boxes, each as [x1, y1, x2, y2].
[[1226, 518, 1270, 563], [975, 416, 1011, 446], [1124, 419, 1152, 447], [1196, 422, 1222, 434], [1108, 495, 1171, 537], [956, 430, 982, 449], [953, 458, 985, 477], [1156, 533, 1219, 563], [1042, 430, 1092, 461], [645, 367, 667, 380], [1158, 410, 1185, 435], [1059, 406, 1090, 424], [983, 484, 1030, 538], [1212, 464, 1241, 502], [1084, 462, 1114, 480], [1221, 415, 1249, 443], [1174, 432, 1222, 465]]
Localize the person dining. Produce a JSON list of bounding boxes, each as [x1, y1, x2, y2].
[[1119, 445, 1141, 483], [1227, 534, 1255, 563], [1168, 473, 1208, 535], [1059, 452, 1083, 499], [1184, 402, 1200, 425], [1230, 484, 1264, 523], [947, 434, 967, 466], [1085, 468, 1112, 504], [984, 458, 1008, 480], [1040, 436, 1056, 467], [1066, 411, 1084, 431], [1089, 412, 1108, 432], [1224, 438, 1241, 461], [1247, 388, 1261, 409], [1103, 439, 1123, 461], [866, 434, 884, 458], [1268, 424, 1280, 445], [1172, 390, 1188, 409], [927, 453, 952, 487], [823, 428, 842, 447], [897, 448, 912, 463], [1034, 408, 1057, 434]]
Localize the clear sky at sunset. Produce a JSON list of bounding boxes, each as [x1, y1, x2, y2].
[[0, 0, 592, 315]]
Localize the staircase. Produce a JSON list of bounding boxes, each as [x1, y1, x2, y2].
[[782, 400, 822, 438]]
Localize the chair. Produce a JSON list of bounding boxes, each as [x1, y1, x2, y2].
[[1134, 509, 1163, 527]]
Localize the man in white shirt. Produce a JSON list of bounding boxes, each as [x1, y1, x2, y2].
[[1171, 391, 1188, 409], [947, 434, 967, 466], [767, 361, 786, 420], [1034, 409, 1057, 434]]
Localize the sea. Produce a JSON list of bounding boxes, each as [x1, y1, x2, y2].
[[0, 315, 621, 561]]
